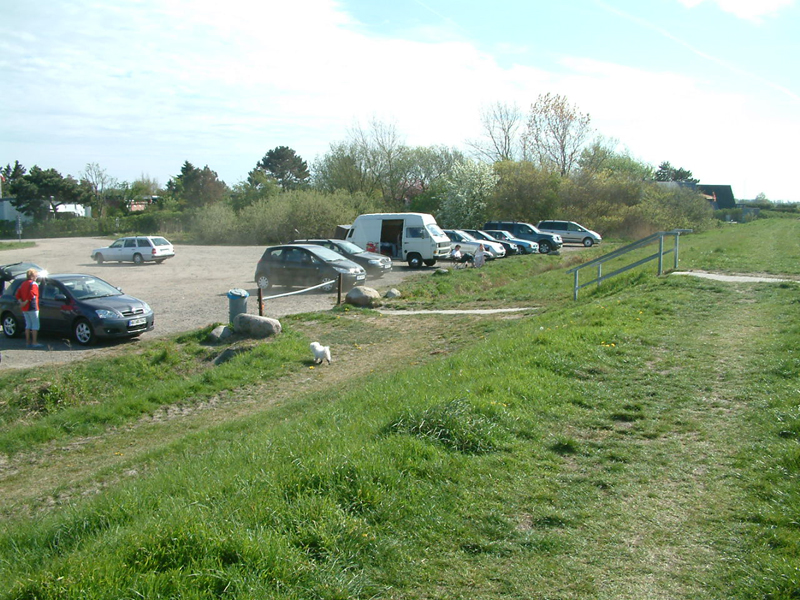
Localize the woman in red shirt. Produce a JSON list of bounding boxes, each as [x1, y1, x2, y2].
[[15, 268, 42, 348]]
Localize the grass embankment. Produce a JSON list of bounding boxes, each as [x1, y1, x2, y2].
[[1, 219, 799, 599]]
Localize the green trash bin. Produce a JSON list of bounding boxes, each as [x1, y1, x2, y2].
[[227, 288, 249, 323]]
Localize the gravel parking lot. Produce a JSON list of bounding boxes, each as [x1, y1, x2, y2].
[[0, 237, 422, 370]]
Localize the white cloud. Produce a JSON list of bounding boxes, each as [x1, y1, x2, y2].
[[676, 0, 795, 21]]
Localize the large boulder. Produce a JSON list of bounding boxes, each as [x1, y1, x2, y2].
[[233, 313, 282, 338], [345, 286, 381, 307]]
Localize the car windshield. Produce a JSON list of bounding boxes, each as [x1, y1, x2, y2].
[[457, 230, 478, 242], [426, 224, 446, 238], [489, 231, 511, 240], [306, 246, 349, 262], [335, 241, 365, 254], [59, 276, 122, 299]]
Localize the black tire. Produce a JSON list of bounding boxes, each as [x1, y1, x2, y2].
[[423, 259, 436, 267], [255, 272, 272, 291], [407, 253, 423, 268], [582, 237, 594, 247], [94, 254, 104, 264], [321, 277, 336, 292], [73, 318, 96, 346], [2, 312, 20, 338], [133, 253, 144, 265], [538, 241, 552, 254]]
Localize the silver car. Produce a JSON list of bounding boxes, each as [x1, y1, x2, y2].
[[536, 220, 602, 247], [91, 236, 175, 265]]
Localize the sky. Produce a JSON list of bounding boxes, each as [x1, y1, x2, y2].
[[1, 0, 798, 202]]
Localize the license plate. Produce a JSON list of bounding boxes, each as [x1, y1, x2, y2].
[[129, 317, 147, 327]]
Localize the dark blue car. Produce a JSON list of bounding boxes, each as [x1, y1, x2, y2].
[[1, 273, 154, 345]]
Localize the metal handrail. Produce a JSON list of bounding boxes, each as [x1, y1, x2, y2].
[[566, 229, 692, 300]]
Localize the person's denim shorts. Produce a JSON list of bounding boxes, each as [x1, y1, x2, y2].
[[23, 310, 40, 331]]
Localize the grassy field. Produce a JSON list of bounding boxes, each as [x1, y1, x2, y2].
[[0, 218, 798, 599]]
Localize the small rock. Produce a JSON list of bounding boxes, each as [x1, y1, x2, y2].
[[384, 288, 402, 299], [207, 325, 233, 344]]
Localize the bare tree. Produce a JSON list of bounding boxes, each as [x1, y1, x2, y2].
[[467, 102, 524, 162], [81, 162, 117, 218], [523, 93, 592, 176]]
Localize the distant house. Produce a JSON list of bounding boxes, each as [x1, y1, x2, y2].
[[697, 185, 736, 210], [0, 197, 32, 224], [128, 195, 160, 212], [54, 203, 91, 218]]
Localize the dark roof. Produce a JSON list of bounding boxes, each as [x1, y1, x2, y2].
[[697, 185, 736, 209]]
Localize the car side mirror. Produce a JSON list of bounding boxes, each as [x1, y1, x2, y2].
[[54, 293, 67, 302]]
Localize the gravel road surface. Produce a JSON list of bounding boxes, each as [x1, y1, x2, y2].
[[0, 237, 423, 370]]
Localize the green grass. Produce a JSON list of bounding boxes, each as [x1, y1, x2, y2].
[[0, 220, 799, 598], [0, 240, 35, 251]]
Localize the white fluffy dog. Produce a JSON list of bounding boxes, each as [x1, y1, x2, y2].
[[310, 342, 332, 365]]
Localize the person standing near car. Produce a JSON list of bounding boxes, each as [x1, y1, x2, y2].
[[15, 268, 42, 348]]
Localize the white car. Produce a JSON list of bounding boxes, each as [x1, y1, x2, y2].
[[443, 229, 505, 259], [91, 236, 175, 265]]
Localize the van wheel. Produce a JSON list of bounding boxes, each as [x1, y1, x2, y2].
[[583, 238, 594, 247], [538, 241, 552, 254], [94, 254, 104, 264], [423, 259, 436, 267], [407, 254, 423, 268]]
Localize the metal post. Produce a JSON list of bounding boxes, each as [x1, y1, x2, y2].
[[337, 274, 342, 304], [658, 235, 664, 276], [573, 270, 579, 301], [258, 287, 264, 316], [597, 263, 602, 287], [674, 233, 680, 270]]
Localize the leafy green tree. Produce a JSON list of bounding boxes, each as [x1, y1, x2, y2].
[[9, 166, 88, 220], [166, 162, 228, 209], [229, 170, 281, 212], [654, 161, 698, 183], [489, 160, 561, 222], [1, 161, 27, 196], [256, 146, 310, 190]]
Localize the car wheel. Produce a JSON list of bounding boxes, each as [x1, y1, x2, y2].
[[255, 272, 272, 291], [94, 254, 104, 264], [423, 259, 436, 267], [133, 253, 144, 265], [538, 241, 552, 254], [321, 277, 336, 292], [73, 318, 96, 346], [583, 237, 594, 247], [2, 312, 20, 338], [407, 253, 423, 268]]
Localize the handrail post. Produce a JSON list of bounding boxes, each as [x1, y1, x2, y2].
[[674, 232, 680, 270], [337, 274, 342, 304], [597, 263, 602, 287], [573, 270, 579, 301], [658, 235, 664, 276]]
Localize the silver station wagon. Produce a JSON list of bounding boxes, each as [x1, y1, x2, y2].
[[91, 236, 175, 265]]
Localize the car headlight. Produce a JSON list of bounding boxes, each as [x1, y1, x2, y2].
[[141, 302, 152, 313], [95, 308, 121, 319], [368, 259, 381, 265], [333, 266, 352, 274]]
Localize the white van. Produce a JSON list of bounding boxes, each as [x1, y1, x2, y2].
[[346, 213, 452, 268]]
